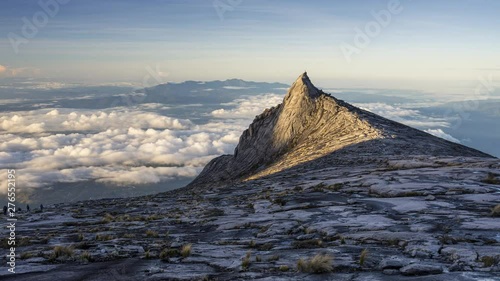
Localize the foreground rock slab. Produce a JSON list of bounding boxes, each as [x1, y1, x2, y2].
[[1, 156, 499, 281]]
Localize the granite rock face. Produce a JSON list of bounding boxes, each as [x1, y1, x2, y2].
[[190, 73, 491, 187], [3, 156, 499, 281], [3, 73, 498, 281]]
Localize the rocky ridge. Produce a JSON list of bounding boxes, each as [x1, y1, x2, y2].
[[190, 73, 491, 187]]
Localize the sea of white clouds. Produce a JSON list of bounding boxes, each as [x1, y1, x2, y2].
[[354, 102, 460, 143], [0, 94, 283, 194]]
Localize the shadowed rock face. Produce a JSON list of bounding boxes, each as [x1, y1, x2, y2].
[[190, 73, 492, 187]]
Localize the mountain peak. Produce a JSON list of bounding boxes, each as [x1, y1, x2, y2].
[[188, 73, 492, 187], [284, 72, 321, 105], [297, 71, 313, 83]]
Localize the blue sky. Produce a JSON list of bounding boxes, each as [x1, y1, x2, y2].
[[0, 0, 499, 90]]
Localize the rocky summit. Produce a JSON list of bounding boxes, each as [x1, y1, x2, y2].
[[2, 74, 499, 281], [190, 72, 491, 186]]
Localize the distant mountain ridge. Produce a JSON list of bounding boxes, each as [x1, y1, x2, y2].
[[139, 79, 289, 105], [190, 73, 493, 186]]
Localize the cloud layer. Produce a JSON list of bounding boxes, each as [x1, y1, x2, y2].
[[0, 108, 191, 134], [0, 94, 283, 194], [424, 129, 460, 143], [355, 102, 462, 143], [355, 102, 450, 128], [0, 65, 40, 77], [0, 108, 242, 193]]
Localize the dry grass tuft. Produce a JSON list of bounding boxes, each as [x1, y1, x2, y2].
[[145, 230, 159, 238], [49, 245, 74, 261], [359, 249, 368, 266], [491, 204, 500, 217], [297, 253, 333, 273], [102, 213, 115, 223], [53, 245, 74, 257], [80, 251, 93, 262], [181, 244, 192, 258], [482, 173, 500, 185], [279, 265, 290, 272], [95, 234, 114, 241], [242, 251, 251, 269]]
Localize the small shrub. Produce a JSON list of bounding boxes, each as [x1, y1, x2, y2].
[[297, 258, 307, 271], [482, 173, 500, 185], [159, 249, 169, 261], [80, 251, 93, 262], [242, 251, 251, 269], [146, 214, 163, 221], [434, 224, 451, 234], [259, 225, 270, 233], [204, 208, 224, 217], [102, 213, 115, 223], [438, 234, 457, 245], [387, 238, 401, 246], [312, 182, 326, 192], [267, 254, 280, 262], [481, 256, 498, 267], [340, 236, 346, 245], [297, 253, 333, 273], [75, 241, 92, 250], [145, 230, 159, 238], [77, 233, 84, 241], [50, 245, 74, 261], [169, 248, 180, 256], [95, 234, 113, 241], [491, 204, 500, 217], [304, 227, 316, 234], [39, 237, 50, 244], [265, 191, 271, 199], [397, 191, 422, 197], [249, 240, 256, 248], [258, 243, 273, 251], [331, 183, 343, 191], [279, 265, 290, 272], [273, 198, 287, 206], [20, 252, 34, 259], [359, 249, 368, 266], [292, 239, 323, 249], [17, 237, 32, 247], [54, 245, 74, 257], [88, 227, 100, 233], [255, 255, 262, 262], [181, 244, 192, 258]]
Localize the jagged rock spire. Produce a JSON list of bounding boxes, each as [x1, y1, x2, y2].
[[282, 72, 321, 107]]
